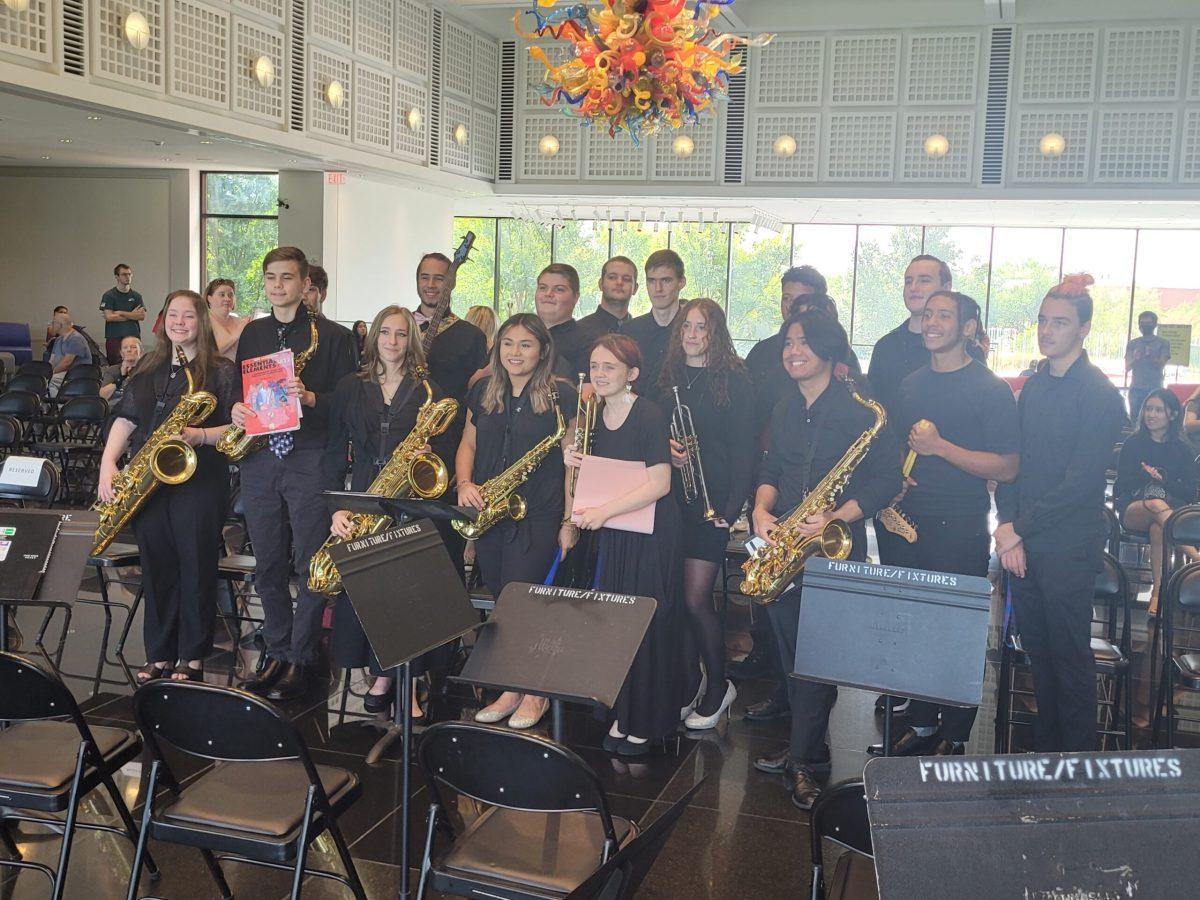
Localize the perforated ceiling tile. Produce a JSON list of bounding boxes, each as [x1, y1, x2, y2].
[[1102, 27, 1181, 101], [441, 17, 473, 98], [900, 112, 973, 182], [1188, 25, 1200, 100], [94, 0, 165, 90], [526, 42, 568, 107], [755, 36, 824, 106], [1011, 111, 1091, 183], [586, 126, 647, 180], [830, 34, 899, 105], [393, 78, 428, 162], [1095, 109, 1175, 183], [232, 0, 282, 22], [472, 107, 497, 180], [170, 0, 228, 108], [1181, 109, 1200, 182], [522, 111, 580, 180], [395, 0, 430, 80], [354, 0, 392, 66], [353, 62, 393, 151], [824, 112, 895, 181], [441, 95, 473, 173], [750, 112, 819, 183], [232, 16, 285, 123], [906, 32, 980, 104], [474, 35, 499, 107], [651, 116, 718, 181], [0, 0, 51, 62], [309, 47, 351, 139], [310, 0, 351, 49], [1019, 28, 1097, 103]]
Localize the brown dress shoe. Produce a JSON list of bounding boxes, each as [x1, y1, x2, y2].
[[790, 767, 823, 810]]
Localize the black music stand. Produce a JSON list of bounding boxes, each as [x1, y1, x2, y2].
[[324, 506, 477, 900], [454, 581, 657, 743], [793, 557, 991, 757], [0, 509, 95, 670]]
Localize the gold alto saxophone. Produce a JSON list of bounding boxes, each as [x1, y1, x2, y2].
[[308, 375, 459, 596], [568, 373, 597, 496], [217, 312, 320, 461], [741, 383, 887, 603], [453, 394, 566, 540], [92, 346, 218, 556]]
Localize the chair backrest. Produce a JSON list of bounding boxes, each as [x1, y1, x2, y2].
[[57, 378, 100, 399], [65, 363, 102, 382], [17, 360, 51, 380], [418, 721, 617, 833], [0, 414, 22, 448], [1169, 563, 1200, 613], [0, 458, 59, 507], [1092, 552, 1130, 648], [60, 395, 109, 425], [1102, 505, 1120, 556], [811, 780, 873, 859], [0, 651, 84, 723], [7, 374, 47, 396], [1165, 505, 1200, 550], [0, 389, 41, 419]]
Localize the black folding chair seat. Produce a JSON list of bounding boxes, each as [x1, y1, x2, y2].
[[0, 720, 138, 798], [442, 807, 635, 896], [90, 542, 141, 568], [1173, 652, 1200, 687]]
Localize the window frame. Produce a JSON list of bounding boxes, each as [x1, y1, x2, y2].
[[199, 170, 281, 297]]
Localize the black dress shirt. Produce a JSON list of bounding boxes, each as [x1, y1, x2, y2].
[[996, 352, 1127, 552], [577, 306, 630, 340], [235, 310, 358, 451], [747, 331, 862, 433], [867, 320, 927, 420], [548, 319, 592, 378], [624, 309, 677, 400], [421, 317, 487, 405]]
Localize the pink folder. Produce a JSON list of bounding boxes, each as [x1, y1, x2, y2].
[[571, 455, 656, 534]]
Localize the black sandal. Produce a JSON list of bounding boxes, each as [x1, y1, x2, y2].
[[136, 662, 172, 684]]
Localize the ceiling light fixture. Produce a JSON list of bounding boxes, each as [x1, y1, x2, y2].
[[539, 134, 560, 156], [672, 134, 695, 158], [405, 107, 422, 130], [86, 115, 102, 122], [325, 80, 344, 108], [923, 133, 950, 158], [3, 0, 31, 12], [123, 11, 151, 50], [199, 139, 214, 145], [253, 55, 275, 88], [40, 155, 50, 160], [773, 134, 797, 157], [59, 138, 72, 144], [1039, 132, 1066, 157], [453, 123, 468, 145]]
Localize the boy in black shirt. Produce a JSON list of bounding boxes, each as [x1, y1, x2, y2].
[[576, 256, 638, 345], [872, 291, 1019, 756], [996, 275, 1127, 752], [625, 249, 686, 398]]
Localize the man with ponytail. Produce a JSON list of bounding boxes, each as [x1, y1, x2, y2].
[[995, 274, 1127, 752]]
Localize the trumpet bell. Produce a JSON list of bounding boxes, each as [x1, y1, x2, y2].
[[407, 453, 449, 499], [150, 439, 197, 485]]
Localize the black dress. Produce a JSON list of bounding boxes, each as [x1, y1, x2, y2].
[[663, 367, 756, 563], [467, 376, 577, 599], [590, 396, 686, 740]]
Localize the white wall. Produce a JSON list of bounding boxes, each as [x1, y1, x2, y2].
[[0, 168, 189, 349], [326, 178, 455, 325]]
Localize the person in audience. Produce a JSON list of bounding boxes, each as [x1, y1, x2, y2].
[[48, 311, 92, 389], [100, 336, 142, 402], [302, 264, 355, 345], [352, 320, 368, 363], [996, 274, 1127, 753], [576, 255, 638, 340], [1020, 359, 1039, 377], [657, 299, 755, 730], [97, 290, 237, 683], [535, 263, 590, 376], [45, 305, 102, 365], [1125, 311, 1171, 419], [100, 263, 146, 364], [1116, 388, 1200, 613], [458, 313, 576, 729], [233, 247, 358, 702], [564, 333, 686, 754], [205, 278, 248, 360], [43, 305, 68, 360], [625, 249, 688, 399]]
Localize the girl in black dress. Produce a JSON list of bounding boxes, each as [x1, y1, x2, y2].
[[564, 333, 686, 755], [658, 298, 755, 729], [323, 305, 450, 718], [98, 290, 238, 683], [457, 313, 577, 729]]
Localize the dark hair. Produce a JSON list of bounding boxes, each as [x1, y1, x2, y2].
[[591, 333, 643, 376], [658, 298, 745, 407], [53, 305, 68, 314], [308, 264, 329, 294], [778, 309, 850, 367], [538, 263, 580, 296], [482, 313, 559, 415], [203, 278, 235, 304], [792, 292, 841, 323], [114, 263, 130, 276], [1138, 310, 1159, 324], [926, 290, 982, 341], [135, 290, 223, 390], [909, 254, 952, 287], [1044, 273, 1095, 324], [644, 248, 685, 280], [262, 246, 309, 280], [601, 256, 638, 280], [781, 265, 827, 295], [418, 252, 452, 271], [1137, 388, 1183, 440]]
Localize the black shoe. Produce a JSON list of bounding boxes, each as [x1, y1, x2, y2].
[[930, 739, 965, 756], [617, 739, 651, 758], [744, 697, 791, 722], [363, 690, 393, 714], [874, 695, 910, 717], [239, 657, 284, 695], [867, 726, 937, 757], [790, 767, 824, 810], [267, 663, 310, 702], [728, 647, 773, 681], [602, 733, 625, 754]]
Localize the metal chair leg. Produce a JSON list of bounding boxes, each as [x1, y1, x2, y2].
[[327, 820, 366, 900], [50, 745, 87, 900], [289, 787, 316, 900], [199, 849, 233, 900], [416, 804, 439, 900], [126, 761, 158, 900], [99, 774, 158, 878]]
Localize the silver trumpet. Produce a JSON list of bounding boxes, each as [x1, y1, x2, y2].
[[671, 385, 718, 522]]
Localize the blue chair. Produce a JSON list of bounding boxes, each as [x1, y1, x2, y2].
[[0, 322, 33, 364]]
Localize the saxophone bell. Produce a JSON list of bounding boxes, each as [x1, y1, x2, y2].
[[407, 454, 449, 499], [149, 439, 198, 484]]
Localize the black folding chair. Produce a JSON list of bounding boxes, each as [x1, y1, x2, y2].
[[31, 395, 109, 503], [56, 377, 101, 399], [0, 457, 60, 509], [7, 373, 48, 398], [1152, 562, 1200, 748], [128, 680, 366, 900], [0, 651, 157, 900], [65, 362, 102, 383], [0, 413, 24, 463], [17, 360, 52, 380], [417, 721, 638, 899], [809, 780, 876, 900], [0, 389, 42, 447]]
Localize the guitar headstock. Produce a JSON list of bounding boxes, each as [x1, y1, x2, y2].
[[452, 231, 476, 268]]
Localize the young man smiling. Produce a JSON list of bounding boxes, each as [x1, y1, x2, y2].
[[534, 263, 590, 376]]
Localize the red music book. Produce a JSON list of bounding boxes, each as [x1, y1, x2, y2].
[[570, 455, 656, 534], [241, 349, 301, 436]]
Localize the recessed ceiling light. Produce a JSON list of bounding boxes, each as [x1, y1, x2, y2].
[[40, 155, 50, 160], [86, 115, 102, 121], [161, 157, 173, 161], [199, 140, 214, 145], [59, 138, 73, 144]]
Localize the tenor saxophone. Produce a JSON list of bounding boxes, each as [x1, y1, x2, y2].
[[308, 376, 458, 596], [740, 383, 886, 603], [452, 394, 566, 540], [92, 346, 218, 556], [217, 312, 319, 461]]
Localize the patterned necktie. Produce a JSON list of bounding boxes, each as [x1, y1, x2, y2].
[[268, 324, 294, 458]]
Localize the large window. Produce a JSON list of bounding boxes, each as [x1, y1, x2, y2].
[[729, 224, 791, 354], [496, 219, 551, 318], [201, 172, 280, 314], [1132, 231, 1200, 383]]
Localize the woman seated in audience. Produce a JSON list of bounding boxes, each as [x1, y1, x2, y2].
[[1116, 388, 1200, 612], [205, 278, 248, 360]]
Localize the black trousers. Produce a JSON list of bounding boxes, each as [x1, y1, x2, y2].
[[240, 447, 332, 665], [1010, 540, 1103, 752], [474, 514, 561, 601], [888, 511, 991, 743], [133, 468, 228, 663]]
